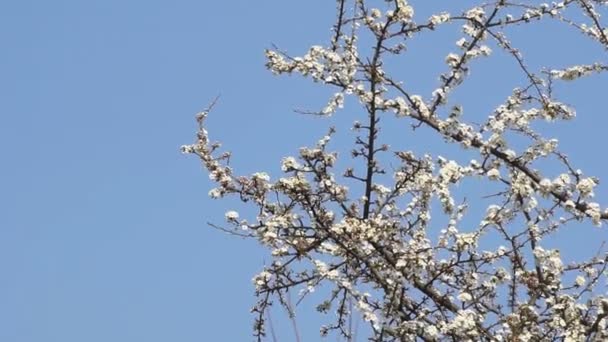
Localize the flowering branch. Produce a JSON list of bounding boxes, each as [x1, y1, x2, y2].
[[184, 1, 608, 340]]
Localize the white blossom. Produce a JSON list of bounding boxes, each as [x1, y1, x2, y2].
[[575, 275, 586, 287], [430, 12, 450, 25], [585, 202, 602, 227], [487, 168, 500, 180], [280, 156, 300, 171], [577, 177, 597, 197], [458, 292, 473, 302], [225, 210, 239, 221], [208, 188, 222, 199]]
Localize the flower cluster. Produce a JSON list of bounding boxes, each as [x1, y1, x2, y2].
[[186, 1, 608, 340]]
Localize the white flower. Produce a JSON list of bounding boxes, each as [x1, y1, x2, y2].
[[525, 197, 538, 211], [479, 45, 492, 56], [370, 8, 381, 19], [585, 202, 602, 227], [321, 92, 344, 115], [395, 0, 414, 22], [429, 12, 450, 25], [373, 183, 391, 196], [487, 168, 500, 180], [456, 38, 468, 48], [225, 210, 239, 221], [425, 325, 439, 338], [576, 178, 597, 197], [440, 160, 462, 182], [455, 233, 478, 251], [180, 144, 195, 154], [394, 96, 410, 117], [262, 230, 278, 244], [252, 172, 270, 182], [252, 270, 272, 289], [575, 275, 586, 287], [445, 53, 460, 68], [432, 87, 447, 103], [564, 200, 576, 211], [458, 292, 473, 302], [411, 95, 430, 117], [356, 299, 379, 326], [208, 188, 222, 199], [539, 178, 553, 194], [465, 7, 485, 22], [281, 156, 300, 172]]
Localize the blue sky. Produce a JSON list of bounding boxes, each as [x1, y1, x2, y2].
[[1, 1, 606, 341]]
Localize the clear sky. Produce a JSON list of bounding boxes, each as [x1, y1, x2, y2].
[[1, 1, 606, 341]]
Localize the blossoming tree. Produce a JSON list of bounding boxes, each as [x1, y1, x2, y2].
[[183, 1, 608, 340]]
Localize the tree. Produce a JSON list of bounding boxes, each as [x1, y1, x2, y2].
[[183, 1, 608, 340]]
